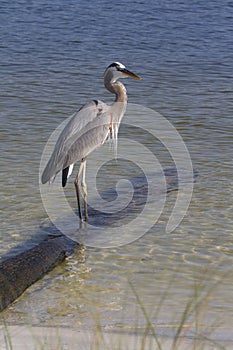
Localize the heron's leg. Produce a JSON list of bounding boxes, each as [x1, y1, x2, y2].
[[74, 160, 85, 221], [81, 159, 88, 222]]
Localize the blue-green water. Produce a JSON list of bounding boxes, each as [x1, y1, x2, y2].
[[1, 0, 233, 345]]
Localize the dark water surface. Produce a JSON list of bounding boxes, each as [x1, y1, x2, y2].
[[1, 0, 233, 345]]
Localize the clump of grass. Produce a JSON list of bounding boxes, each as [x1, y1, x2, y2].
[[1, 270, 230, 350], [127, 271, 229, 350]]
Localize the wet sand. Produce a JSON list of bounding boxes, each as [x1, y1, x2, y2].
[[0, 325, 232, 349]]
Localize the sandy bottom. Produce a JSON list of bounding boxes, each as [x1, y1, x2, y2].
[[0, 325, 232, 350]]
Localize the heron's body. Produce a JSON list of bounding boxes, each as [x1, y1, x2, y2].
[[41, 99, 110, 186], [41, 62, 141, 221]]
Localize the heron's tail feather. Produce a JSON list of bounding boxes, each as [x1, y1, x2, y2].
[[41, 156, 57, 184], [62, 167, 69, 187], [62, 164, 74, 187]]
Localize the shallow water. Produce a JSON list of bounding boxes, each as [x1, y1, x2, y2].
[[1, 0, 233, 344]]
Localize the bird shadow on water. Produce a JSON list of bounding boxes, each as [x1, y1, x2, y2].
[[40, 166, 198, 239], [81, 166, 197, 227]]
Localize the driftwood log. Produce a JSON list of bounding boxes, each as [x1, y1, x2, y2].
[[0, 235, 79, 312]]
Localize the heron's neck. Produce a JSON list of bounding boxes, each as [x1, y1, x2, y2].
[[105, 81, 128, 103]]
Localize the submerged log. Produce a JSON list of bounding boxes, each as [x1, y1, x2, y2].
[[0, 235, 79, 312]]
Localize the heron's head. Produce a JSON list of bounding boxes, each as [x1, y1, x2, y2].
[[104, 62, 141, 84]]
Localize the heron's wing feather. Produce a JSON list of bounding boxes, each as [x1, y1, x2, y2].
[[41, 100, 110, 184]]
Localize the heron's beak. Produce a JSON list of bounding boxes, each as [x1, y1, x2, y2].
[[121, 68, 142, 80]]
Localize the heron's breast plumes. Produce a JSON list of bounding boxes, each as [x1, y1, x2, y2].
[[108, 102, 127, 158]]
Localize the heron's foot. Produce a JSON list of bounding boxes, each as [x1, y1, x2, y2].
[[78, 217, 88, 231], [79, 212, 88, 223], [77, 206, 88, 223]]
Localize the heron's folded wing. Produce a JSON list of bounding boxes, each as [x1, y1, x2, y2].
[[41, 100, 110, 184]]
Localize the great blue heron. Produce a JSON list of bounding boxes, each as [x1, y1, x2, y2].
[[41, 62, 141, 221]]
